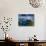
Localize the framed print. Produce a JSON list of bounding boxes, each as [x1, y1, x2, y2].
[[18, 14, 34, 26]]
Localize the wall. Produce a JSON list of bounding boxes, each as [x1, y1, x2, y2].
[[0, 0, 46, 40]]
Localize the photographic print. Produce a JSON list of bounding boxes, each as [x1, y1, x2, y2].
[[18, 14, 34, 26]]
